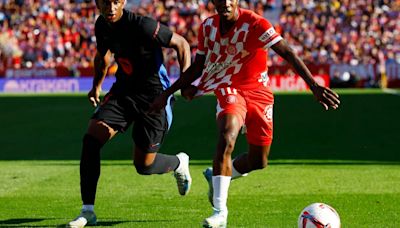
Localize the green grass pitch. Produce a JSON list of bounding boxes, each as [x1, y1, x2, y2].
[[0, 89, 399, 227]]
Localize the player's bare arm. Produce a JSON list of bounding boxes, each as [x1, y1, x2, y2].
[[178, 54, 206, 100], [89, 50, 112, 107], [271, 40, 340, 110], [149, 54, 206, 112], [168, 32, 191, 73], [166, 54, 206, 100]]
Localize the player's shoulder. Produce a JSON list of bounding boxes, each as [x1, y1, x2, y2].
[[202, 14, 219, 27], [124, 9, 138, 22], [95, 14, 106, 28], [121, 9, 144, 27], [240, 8, 270, 26], [134, 13, 162, 31]]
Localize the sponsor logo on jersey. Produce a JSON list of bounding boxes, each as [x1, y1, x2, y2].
[[205, 61, 231, 76]]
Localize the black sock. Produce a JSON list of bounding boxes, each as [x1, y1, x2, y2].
[[80, 134, 103, 205], [136, 153, 179, 175]]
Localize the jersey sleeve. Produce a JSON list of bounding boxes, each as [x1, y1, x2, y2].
[[138, 16, 173, 47], [196, 22, 206, 56], [246, 18, 282, 51], [94, 19, 109, 56]]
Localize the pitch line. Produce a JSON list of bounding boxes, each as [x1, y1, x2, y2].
[[383, 88, 400, 96]]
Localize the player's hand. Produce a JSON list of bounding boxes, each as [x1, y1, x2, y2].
[[148, 92, 168, 113], [88, 88, 101, 107], [181, 85, 198, 101], [311, 85, 340, 110]]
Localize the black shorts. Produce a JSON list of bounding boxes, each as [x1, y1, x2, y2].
[[92, 92, 173, 153]]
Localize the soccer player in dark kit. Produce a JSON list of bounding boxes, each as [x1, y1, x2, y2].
[[67, 0, 192, 227]]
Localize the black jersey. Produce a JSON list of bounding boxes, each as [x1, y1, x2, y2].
[[95, 9, 173, 95]]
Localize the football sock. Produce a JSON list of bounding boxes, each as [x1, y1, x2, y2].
[[80, 134, 103, 205], [136, 153, 179, 175], [212, 175, 231, 212], [232, 159, 248, 180], [82, 205, 94, 212]]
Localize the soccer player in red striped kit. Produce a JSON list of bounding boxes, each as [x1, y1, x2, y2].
[[150, 0, 340, 226]]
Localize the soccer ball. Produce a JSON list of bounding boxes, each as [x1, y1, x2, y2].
[[298, 203, 340, 228]]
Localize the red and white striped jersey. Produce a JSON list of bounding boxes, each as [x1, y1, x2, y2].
[[196, 8, 282, 95]]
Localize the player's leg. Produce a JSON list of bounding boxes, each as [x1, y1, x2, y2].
[[67, 120, 117, 228], [133, 145, 191, 195], [203, 145, 265, 208], [203, 114, 242, 228], [203, 87, 245, 228], [133, 145, 178, 174], [203, 149, 249, 207], [230, 86, 274, 176], [81, 120, 118, 205], [68, 93, 127, 228], [231, 144, 271, 174], [233, 90, 273, 174], [204, 145, 257, 190], [132, 107, 191, 195]]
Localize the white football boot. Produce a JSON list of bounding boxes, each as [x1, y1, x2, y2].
[[203, 167, 214, 206], [203, 208, 228, 228], [174, 152, 192, 195], [66, 210, 97, 228]]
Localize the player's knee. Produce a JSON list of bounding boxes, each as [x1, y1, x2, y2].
[[83, 134, 104, 147], [136, 143, 160, 154], [81, 134, 104, 158], [134, 164, 154, 175], [133, 146, 159, 175], [220, 131, 238, 152]]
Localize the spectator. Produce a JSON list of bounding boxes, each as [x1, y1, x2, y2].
[[0, 0, 398, 82]]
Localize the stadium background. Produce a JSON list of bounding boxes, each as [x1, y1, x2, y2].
[[0, 0, 399, 91], [0, 0, 399, 227]]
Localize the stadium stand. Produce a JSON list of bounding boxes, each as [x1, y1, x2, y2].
[[0, 0, 399, 87]]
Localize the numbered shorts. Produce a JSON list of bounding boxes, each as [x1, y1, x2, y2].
[[215, 87, 274, 146], [92, 92, 173, 153]]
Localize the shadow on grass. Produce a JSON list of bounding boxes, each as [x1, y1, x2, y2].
[[32, 160, 400, 167], [97, 219, 176, 225], [270, 161, 400, 165], [0, 218, 63, 227], [0, 218, 66, 227], [0, 218, 44, 225], [0, 218, 177, 227]]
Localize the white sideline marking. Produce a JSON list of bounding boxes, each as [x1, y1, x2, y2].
[[383, 88, 400, 96]]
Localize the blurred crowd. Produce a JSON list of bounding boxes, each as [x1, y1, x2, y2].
[[0, 0, 399, 76], [0, 0, 97, 72], [278, 0, 400, 66]]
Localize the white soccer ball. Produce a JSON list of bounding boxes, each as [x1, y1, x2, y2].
[[298, 203, 341, 228]]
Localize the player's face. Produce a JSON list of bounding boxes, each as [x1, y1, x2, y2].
[[96, 0, 125, 23], [213, 0, 239, 21]]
